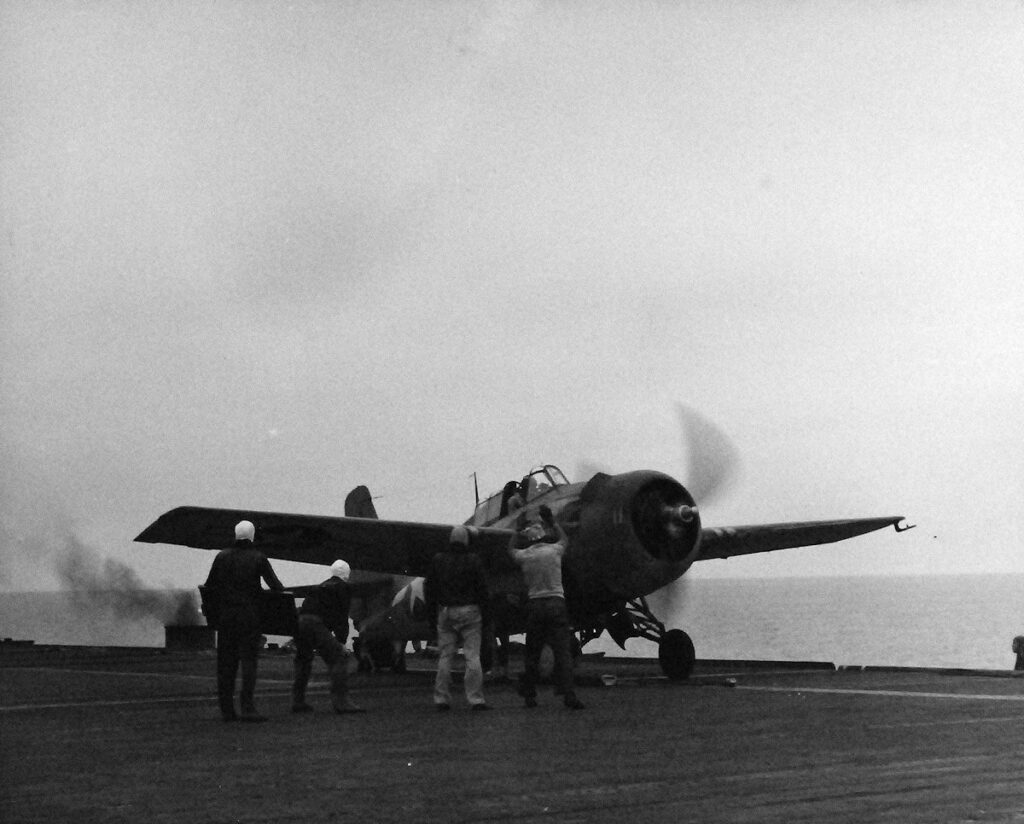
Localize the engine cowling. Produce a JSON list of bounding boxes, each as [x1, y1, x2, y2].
[[565, 470, 701, 611]]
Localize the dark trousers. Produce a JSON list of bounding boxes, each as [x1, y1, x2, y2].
[[216, 606, 262, 717], [480, 623, 511, 673], [520, 597, 575, 699], [293, 614, 350, 709]]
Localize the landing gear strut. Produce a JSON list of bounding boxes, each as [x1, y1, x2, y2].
[[607, 596, 696, 681]]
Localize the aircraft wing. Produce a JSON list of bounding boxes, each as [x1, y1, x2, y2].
[[696, 516, 909, 561], [134, 506, 516, 576]]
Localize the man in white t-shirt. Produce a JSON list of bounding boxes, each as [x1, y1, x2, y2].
[[508, 505, 584, 710]]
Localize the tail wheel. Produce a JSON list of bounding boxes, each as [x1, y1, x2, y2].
[[658, 629, 695, 681]]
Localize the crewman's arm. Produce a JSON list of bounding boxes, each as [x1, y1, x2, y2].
[[507, 534, 521, 562], [203, 553, 223, 589], [539, 505, 568, 545], [260, 555, 285, 591], [201, 555, 224, 623], [334, 586, 352, 644]]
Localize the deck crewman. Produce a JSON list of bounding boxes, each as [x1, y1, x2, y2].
[[425, 525, 490, 711], [203, 520, 284, 722], [292, 560, 365, 714], [508, 505, 585, 710]]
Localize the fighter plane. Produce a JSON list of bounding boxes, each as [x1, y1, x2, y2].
[[135, 409, 913, 679]]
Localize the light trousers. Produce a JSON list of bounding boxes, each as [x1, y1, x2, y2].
[[434, 605, 485, 706]]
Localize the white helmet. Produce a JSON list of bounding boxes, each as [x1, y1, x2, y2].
[[234, 520, 255, 542], [330, 559, 351, 581]]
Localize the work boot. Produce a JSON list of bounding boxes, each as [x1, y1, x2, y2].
[[239, 658, 260, 716], [328, 658, 363, 713], [219, 695, 238, 722], [217, 665, 237, 722], [291, 685, 314, 713], [292, 657, 313, 713], [564, 693, 585, 711], [239, 706, 268, 723], [332, 695, 365, 714], [517, 678, 537, 708], [239, 657, 267, 721], [291, 681, 314, 713]]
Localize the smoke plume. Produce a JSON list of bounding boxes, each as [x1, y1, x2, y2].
[[56, 535, 200, 626]]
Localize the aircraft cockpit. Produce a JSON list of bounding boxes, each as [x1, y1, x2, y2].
[[470, 465, 570, 526], [520, 465, 568, 501]]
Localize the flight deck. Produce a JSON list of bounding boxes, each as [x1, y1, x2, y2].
[[2, 645, 1023, 823]]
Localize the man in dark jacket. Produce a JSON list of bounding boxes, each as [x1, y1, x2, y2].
[[424, 525, 490, 711], [203, 520, 285, 722], [292, 559, 364, 714]]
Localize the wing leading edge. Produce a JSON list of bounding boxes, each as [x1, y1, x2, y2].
[[134, 506, 515, 576], [696, 516, 910, 561]]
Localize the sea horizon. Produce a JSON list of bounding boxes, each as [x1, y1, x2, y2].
[[3, 572, 1023, 671]]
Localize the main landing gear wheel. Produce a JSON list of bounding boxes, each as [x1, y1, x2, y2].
[[658, 629, 695, 681]]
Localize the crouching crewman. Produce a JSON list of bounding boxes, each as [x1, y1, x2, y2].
[[292, 560, 365, 715]]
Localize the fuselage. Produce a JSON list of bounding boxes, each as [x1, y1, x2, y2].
[[359, 464, 701, 643]]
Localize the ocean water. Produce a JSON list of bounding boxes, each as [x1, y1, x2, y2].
[[2, 574, 1023, 670], [609, 573, 1024, 670]]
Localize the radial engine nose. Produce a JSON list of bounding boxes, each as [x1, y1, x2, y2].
[[663, 503, 698, 537], [627, 474, 700, 564]]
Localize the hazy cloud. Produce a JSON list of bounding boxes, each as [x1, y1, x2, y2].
[[1, 2, 1022, 595]]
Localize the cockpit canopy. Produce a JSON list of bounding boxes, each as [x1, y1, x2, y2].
[[521, 465, 569, 500], [470, 464, 569, 526]]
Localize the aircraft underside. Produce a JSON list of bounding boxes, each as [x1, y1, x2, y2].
[[355, 587, 698, 680]]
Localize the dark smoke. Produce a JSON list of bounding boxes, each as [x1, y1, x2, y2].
[[57, 535, 200, 626]]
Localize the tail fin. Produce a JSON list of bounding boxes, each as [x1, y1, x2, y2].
[[344, 485, 378, 519]]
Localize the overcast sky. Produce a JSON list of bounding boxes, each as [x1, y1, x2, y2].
[[1, 2, 1021, 593]]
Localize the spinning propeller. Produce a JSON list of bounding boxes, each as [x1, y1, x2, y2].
[[651, 404, 741, 620], [676, 403, 739, 507]]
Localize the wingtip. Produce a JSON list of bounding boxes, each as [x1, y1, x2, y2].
[[133, 506, 208, 543], [134, 524, 161, 543]]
